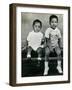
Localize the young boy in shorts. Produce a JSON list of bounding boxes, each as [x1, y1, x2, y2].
[[27, 19, 44, 62], [44, 15, 63, 75]]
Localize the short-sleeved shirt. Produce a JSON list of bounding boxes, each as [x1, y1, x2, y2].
[[27, 31, 43, 51], [45, 27, 61, 48]]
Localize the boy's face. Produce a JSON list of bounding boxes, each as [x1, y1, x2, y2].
[[50, 18, 58, 30], [33, 22, 41, 32]]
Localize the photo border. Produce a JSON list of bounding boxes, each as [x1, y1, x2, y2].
[[9, 3, 70, 86]]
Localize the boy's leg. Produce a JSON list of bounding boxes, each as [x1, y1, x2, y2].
[[37, 47, 42, 65], [44, 47, 50, 75], [37, 47, 42, 60], [27, 46, 32, 58], [55, 46, 62, 73]]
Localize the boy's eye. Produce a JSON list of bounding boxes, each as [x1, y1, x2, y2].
[[51, 18, 58, 23], [38, 26, 40, 28], [34, 23, 41, 28], [35, 25, 40, 28], [51, 21, 57, 23]]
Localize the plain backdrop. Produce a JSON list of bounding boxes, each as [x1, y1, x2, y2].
[[0, 0, 72, 90], [21, 13, 63, 48]]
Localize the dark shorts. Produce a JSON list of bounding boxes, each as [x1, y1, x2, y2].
[[27, 46, 43, 57]]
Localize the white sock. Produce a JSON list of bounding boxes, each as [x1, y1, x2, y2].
[[57, 60, 62, 73], [44, 62, 49, 75], [57, 66, 62, 73], [27, 54, 31, 58]]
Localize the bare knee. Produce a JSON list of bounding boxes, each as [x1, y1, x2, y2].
[[55, 47, 61, 56], [27, 46, 32, 53], [37, 47, 42, 54], [45, 47, 50, 56]]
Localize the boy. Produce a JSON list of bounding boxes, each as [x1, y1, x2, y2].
[[27, 19, 44, 62], [44, 15, 63, 75]]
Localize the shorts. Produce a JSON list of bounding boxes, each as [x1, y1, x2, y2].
[[45, 45, 61, 56]]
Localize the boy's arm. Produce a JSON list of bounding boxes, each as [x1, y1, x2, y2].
[[41, 37, 45, 45], [58, 38, 63, 49], [58, 30, 62, 49], [43, 37, 50, 47], [41, 37, 50, 47], [45, 29, 50, 47], [21, 40, 28, 51], [26, 40, 28, 46], [46, 38, 50, 47]]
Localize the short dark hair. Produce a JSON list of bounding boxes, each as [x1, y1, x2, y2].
[[49, 15, 58, 24], [32, 19, 42, 28]]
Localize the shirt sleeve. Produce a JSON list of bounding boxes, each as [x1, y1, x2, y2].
[[45, 28, 50, 38]]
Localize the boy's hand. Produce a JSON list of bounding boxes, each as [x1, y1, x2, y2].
[[41, 37, 45, 45], [43, 38, 50, 48]]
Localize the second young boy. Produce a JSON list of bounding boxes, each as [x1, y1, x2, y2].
[[44, 15, 63, 75]]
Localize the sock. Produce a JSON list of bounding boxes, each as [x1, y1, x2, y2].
[[57, 66, 62, 73], [44, 61, 49, 75], [27, 54, 31, 58]]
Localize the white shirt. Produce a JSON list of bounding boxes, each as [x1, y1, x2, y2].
[[27, 31, 43, 51], [45, 27, 61, 48]]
